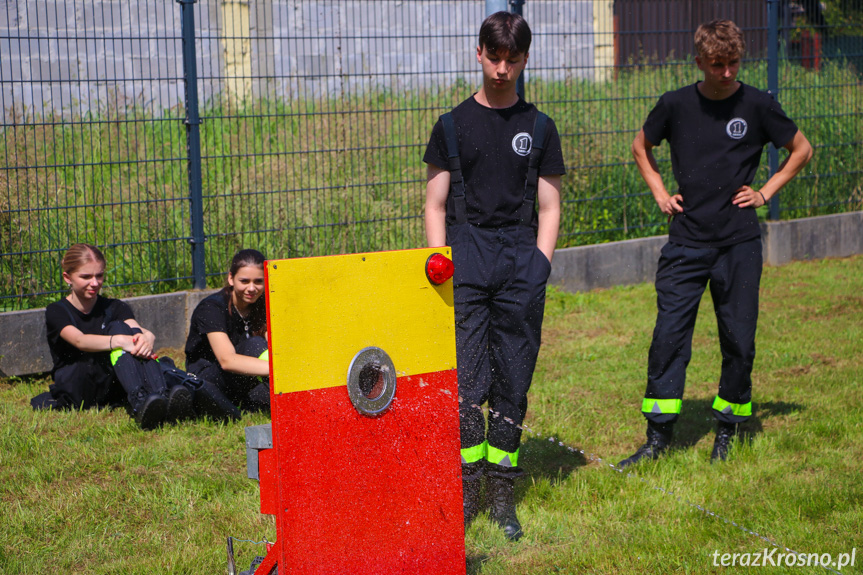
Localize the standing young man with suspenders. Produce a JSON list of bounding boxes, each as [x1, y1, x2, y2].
[[423, 11, 565, 540]]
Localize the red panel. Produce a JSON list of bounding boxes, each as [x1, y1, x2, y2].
[[270, 370, 465, 574], [258, 448, 278, 516]]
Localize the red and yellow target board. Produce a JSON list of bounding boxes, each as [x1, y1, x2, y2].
[[253, 247, 465, 575]]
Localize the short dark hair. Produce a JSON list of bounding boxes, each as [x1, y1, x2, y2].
[[478, 11, 531, 56]]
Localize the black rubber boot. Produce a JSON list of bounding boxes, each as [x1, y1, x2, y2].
[[617, 421, 673, 468], [485, 463, 525, 541], [31, 391, 63, 411], [113, 350, 168, 430], [711, 421, 738, 462], [130, 388, 168, 431], [462, 461, 484, 527]]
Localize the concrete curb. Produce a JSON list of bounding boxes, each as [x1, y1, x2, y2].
[[2, 211, 861, 377], [760, 211, 863, 266], [549, 211, 863, 293], [549, 235, 667, 293]]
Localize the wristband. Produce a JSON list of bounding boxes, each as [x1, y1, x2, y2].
[[109, 335, 114, 350], [757, 191, 767, 205]]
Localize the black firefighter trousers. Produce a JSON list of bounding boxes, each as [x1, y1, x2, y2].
[[643, 238, 762, 425], [449, 223, 552, 457]]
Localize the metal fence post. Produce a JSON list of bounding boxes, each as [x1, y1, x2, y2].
[[178, 0, 207, 289], [767, 0, 780, 220], [484, 1, 526, 99], [509, 0, 525, 99], [485, 0, 508, 16]]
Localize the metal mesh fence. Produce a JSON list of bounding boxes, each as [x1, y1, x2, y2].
[[777, 15, 863, 218], [190, 0, 483, 277], [1, 0, 192, 308], [2, 0, 861, 310]]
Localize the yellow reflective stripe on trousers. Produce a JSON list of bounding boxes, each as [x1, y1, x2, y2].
[[461, 441, 487, 464], [641, 398, 682, 415], [109, 348, 124, 366], [486, 444, 519, 468], [712, 396, 752, 417]]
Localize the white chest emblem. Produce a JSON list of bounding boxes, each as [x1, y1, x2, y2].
[[726, 118, 748, 140], [512, 132, 532, 156]]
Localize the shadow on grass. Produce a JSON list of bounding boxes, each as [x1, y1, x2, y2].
[[740, 400, 806, 443], [519, 435, 588, 485], [674, 398, 806, 449]]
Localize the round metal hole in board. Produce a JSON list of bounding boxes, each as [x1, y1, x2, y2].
[[346, 347, 397, 417]]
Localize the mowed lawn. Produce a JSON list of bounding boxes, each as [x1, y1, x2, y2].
[[2, 255, 861, 574]]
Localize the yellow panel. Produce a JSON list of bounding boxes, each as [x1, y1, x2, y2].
[[266, 247, 456, 394]]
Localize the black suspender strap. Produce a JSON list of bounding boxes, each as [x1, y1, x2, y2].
[[443, 110, 548, 227], [440, 112, 468, 224], [517, 111, 548, 225]]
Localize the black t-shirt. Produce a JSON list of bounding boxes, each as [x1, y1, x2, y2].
[[423, 96, 566, 230], [185, 291, 260, 368], [45, 296, 135, 373], [643, 82, 798, 247]]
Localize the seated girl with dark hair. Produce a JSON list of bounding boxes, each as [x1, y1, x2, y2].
[[185, 249, 270, 412]]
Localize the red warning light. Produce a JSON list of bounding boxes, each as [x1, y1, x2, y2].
[[425, 253, 454, 285]]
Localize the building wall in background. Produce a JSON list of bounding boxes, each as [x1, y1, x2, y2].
[[614, 0, 768, 65], [0, 0, 597, 122]]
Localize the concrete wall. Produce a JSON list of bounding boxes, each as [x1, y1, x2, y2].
[[1, 0, 189, 122], [549, 234, 667, 293], [760, 211, 863, 266], [2, 211, 861, 377], [1, 0, 596, 122]]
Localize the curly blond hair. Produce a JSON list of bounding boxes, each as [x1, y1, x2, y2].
[[695, 19, 745, 60]]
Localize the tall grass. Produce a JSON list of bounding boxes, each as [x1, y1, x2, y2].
[[2, 59, 861, 310]]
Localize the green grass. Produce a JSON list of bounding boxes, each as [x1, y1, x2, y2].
[[2, 255, 861, 574], [2, 58, 862, 311]]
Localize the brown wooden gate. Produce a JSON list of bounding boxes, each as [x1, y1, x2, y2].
[[614, 0, 769, 65]]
